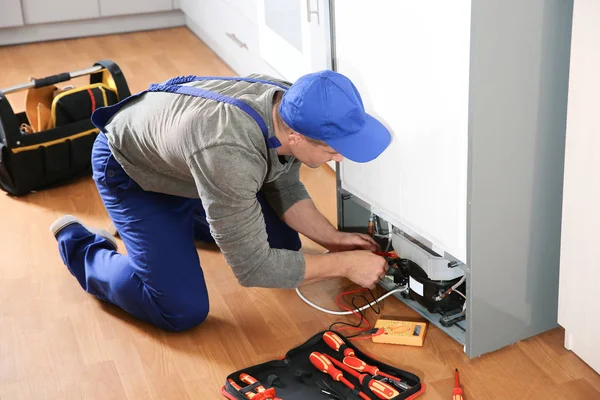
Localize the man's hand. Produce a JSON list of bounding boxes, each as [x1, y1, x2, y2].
[[301, 250, 389, 288], [281, 200, 383, 254], [326, 231, 381, 253], [344, 251, 388, 289]]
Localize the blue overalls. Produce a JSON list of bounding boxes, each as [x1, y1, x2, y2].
[[55, 76, 301, 332]]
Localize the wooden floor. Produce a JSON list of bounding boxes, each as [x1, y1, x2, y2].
[[1, 27, 599, 400]]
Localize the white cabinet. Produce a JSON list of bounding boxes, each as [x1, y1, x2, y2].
[[21, 0, 100, 24], [558, 0, 600, 375], [257, 0, 330, 81], [99, 0, 173, 17], [222, 0, 257, 25], [0, 0, 24, 28], [181, 0, 330, 81], [182, 0, 282, 78]]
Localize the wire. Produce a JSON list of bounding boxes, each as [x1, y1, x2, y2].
[[329, 289, 381, 334], [329, 293, 371, 334], [434, 274, 466, 301], [295, 286, 406, 315], [454, 289, 466, 299]]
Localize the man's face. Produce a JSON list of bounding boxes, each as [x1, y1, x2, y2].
[[288, 133, 344, 168]]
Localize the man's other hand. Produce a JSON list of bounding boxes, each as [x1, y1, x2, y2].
[[345, 251, 388, 289], [327, 232, 381, 253]]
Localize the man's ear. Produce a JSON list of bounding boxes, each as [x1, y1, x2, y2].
[[288, 132, 304, 146]]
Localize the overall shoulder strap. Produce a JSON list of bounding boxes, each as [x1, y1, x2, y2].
[[147, 77, 286, 148], [163, 75, 290, 90]]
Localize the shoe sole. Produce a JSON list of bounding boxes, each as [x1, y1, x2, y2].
[[50, 215, 118, 251]]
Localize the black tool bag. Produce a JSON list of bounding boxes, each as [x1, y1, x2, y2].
[[221, 330, 425, 400], [0, 60, 130, 196]]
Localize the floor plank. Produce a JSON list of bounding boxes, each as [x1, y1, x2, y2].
[[1, 27, 599, 400]]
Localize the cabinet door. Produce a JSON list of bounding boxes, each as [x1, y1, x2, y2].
[[257, 0, 331, 81], [21, 0, 100, 24], [99, 0, 173, 17], [223, 0, 257, 24], [0, 0, 24, 28]]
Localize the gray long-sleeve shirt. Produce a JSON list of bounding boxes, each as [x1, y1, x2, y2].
[[103, 74, 308, 288]]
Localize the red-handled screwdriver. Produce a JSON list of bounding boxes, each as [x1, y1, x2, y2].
[[239, 374, 280, 400], [344, 356, 411, 391], [323, 332, 355, 357], [309, 352, 370, 400], [453, 369, 464, 400], [323, 353, 399, 399]]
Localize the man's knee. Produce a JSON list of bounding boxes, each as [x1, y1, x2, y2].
[[163, 303, 210, 332]]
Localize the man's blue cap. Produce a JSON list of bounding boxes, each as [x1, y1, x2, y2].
[[279, 70, 391, 163]]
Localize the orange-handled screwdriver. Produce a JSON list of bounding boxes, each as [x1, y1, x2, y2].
[[453, 369, 464, 400], [239, 374, 280, 400], [323, 332, 355, 357], [309, 352, 370, 400], [323, 354, 399, 399], [344, 356, 411, 391]]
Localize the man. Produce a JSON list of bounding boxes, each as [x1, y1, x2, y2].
[[50, 70, 391, 332]]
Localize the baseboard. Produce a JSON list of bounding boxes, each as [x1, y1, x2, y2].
[[0, 10, 185, 47]]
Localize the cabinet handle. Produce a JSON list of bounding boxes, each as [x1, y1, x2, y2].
[[306, 0, 320, 24], [226, 32, 248, 50]]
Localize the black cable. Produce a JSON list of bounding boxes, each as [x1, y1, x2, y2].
[[367, 289, 381, 314], [328, 290, 382, 335], [328, 296, 367, 332]]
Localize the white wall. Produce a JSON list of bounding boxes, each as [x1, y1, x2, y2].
[[558, 0, 600, 374]]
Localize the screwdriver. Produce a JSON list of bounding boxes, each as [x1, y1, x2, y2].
[[343, 356, 411, 391], [323, 332, 355, 357], [453, 369, 464, 400], [239, 374, 280, 400], [309, 352, 371, 400], [323, 332, 410, 391], [324, 353, 399, 399]]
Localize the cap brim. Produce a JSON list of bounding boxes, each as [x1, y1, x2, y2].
[[325, 114, 391, 163]]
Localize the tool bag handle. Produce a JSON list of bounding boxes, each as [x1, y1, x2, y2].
[[0, 65, 104, 95]]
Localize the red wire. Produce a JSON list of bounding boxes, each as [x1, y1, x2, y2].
[[334, 288, 373, 334]]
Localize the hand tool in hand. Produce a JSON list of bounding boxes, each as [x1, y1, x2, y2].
[[309, 352, 370, 400], [324, 354, 399, 399], [239, 374, 281, 400], [453, 369, 464, 400], [323, 332, 355, 357], [343, 356, 411, 391]]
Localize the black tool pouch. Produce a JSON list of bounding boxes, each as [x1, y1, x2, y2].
[[0, 60, 130, 196], [221, 330, 425, 400]]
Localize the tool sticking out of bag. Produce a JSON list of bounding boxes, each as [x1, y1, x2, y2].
[[310, 352, 371, 400], [323, 353, 399, 399], [323, 332, 411, 392]]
